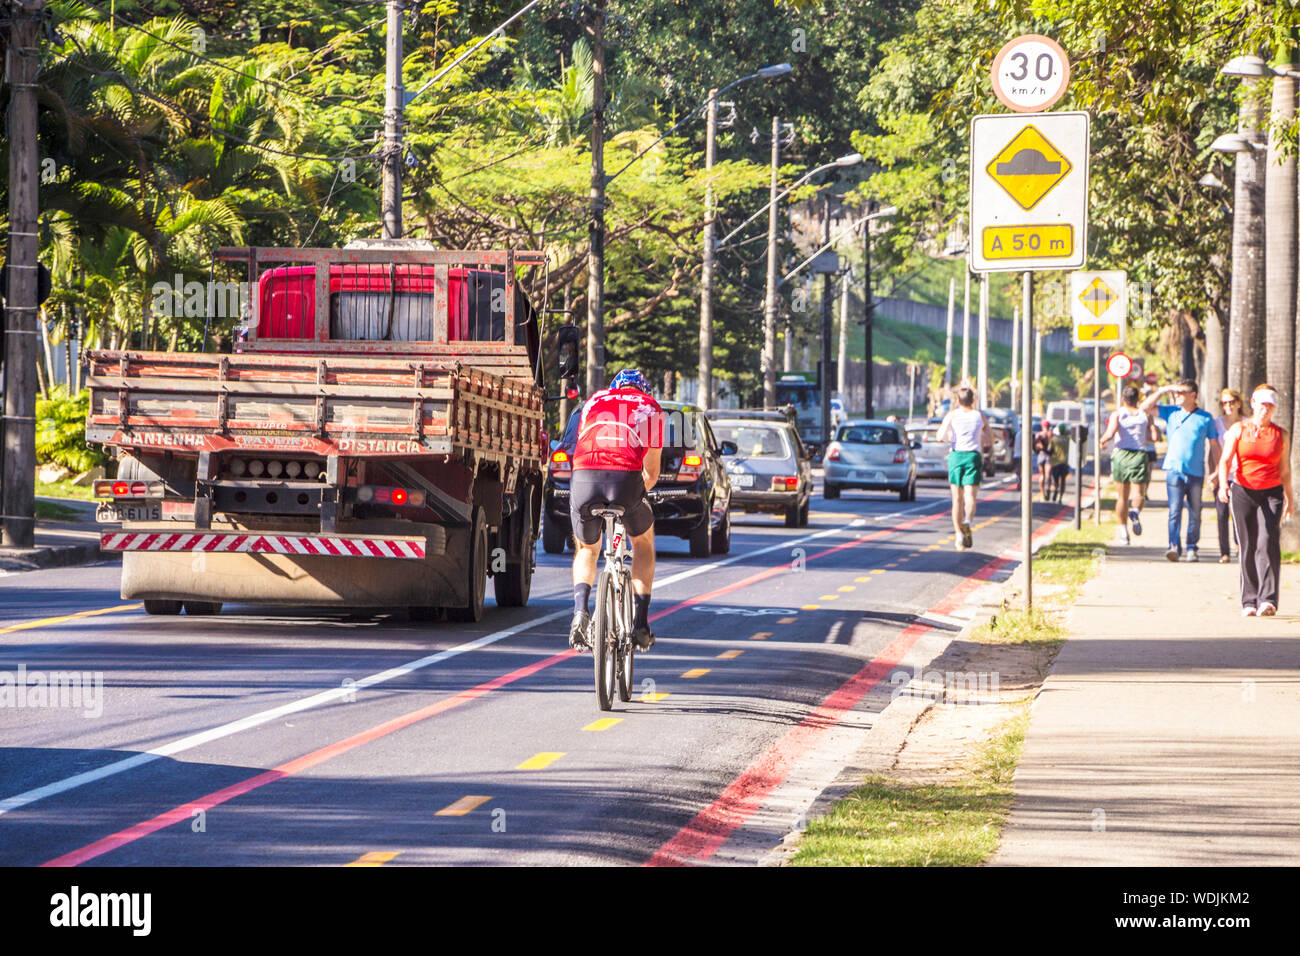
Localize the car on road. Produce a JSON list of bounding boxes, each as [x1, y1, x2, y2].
[[709, 416, 813, 527], [542, 400, 736, 557], [905, 422, 949, 479], [823, 420, 917, 501], [987, 422, 1014, 473]]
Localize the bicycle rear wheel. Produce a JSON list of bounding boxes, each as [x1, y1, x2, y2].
[[617, 574, 635, 702], [593, 572, 616, 711]]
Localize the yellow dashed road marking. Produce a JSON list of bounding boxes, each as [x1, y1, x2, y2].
[[800, 604, 820, 610], [819, 594, 839, 600], [838, 585, 855, 592], [0, 603, 142, 636], [717, 649, 744, 659], [871, 569, 886, 575], [435, 796, 492, 817], [854, 576, 871, 583], [345, 851, 401, 866], [583, 718, 623, 732], [681, 668, 710, 679], [640, 691, 671, 703], [750, 632, 771, 640], [516, 752, 565, 770], [778, 617, 797, 624]]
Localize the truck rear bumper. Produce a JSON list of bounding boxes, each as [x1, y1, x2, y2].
[[115, 523, 471, 608], [102, 530, 428, 559]]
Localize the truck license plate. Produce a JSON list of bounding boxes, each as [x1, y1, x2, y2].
[[96, 502, 161, 523]]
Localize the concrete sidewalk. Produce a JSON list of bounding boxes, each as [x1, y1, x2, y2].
[[0, 497, 109, 573], [994, 483, 1300, 865]]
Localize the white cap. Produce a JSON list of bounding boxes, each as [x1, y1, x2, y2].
[[1253, 388, 1279, 406]]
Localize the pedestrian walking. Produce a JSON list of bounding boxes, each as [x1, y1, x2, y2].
[[1210, 387, 1245, 563], [1100, 384, 1156, 545], [1141, 379, 1221, 562], [1216, 385, 1295, 617], [1049, 423, 1070, 501], [1034, 418, 1053, 498], [1012, 416, 1023, 491], [936, 386, 992, 551]]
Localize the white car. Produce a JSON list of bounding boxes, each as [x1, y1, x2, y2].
[[830, 397, 847, 430]]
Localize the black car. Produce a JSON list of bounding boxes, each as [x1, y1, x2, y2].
[[542, 400, 735, 557]]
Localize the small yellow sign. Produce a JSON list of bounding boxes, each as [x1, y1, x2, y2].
[[1078, 276, 1118, 317], [981, 224, 1073, 260], [1076, 323, 1121, 342], [986, 125, 1073, 210]]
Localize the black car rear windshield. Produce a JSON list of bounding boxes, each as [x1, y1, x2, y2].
[[837, 425, 901, 445]]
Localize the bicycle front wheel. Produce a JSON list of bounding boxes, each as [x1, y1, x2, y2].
[[593, 572, 616, 711]]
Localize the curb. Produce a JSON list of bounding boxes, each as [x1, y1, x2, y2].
[[0, 542, 113, 574]]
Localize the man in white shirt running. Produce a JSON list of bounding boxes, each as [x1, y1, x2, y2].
[[936, 386, 993, 551]]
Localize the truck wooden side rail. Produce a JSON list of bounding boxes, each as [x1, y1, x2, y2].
[[85, 242, 548, 621]]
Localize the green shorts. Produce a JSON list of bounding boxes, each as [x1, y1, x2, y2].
[[1112, 448, 1150, 484], [948, 450, 983, 487]]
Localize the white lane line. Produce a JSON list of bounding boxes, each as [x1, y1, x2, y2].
[[0, 610, 566, 817], [0, 500, 952, 816]]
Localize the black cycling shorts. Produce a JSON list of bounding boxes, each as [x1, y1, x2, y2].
[[569, 469, 655, 544]]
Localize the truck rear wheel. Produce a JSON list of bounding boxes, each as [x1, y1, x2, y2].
[[448, 508, 488, 623], [495, 495, 534, 608], [144, 599, 182, 615], [183, 601, 222, 616]]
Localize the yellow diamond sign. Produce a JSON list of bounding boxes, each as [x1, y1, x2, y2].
[[1079, 276, 1118, 317], [986, 124, 1073, 211]]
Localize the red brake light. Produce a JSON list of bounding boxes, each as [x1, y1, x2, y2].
[[130, 481, 147, 495], [785, 476, 798, 489], [565, 387, 580, 401], [893, 448, 908, 463], [391, 488, 408, 506], [551, 450, 569, 464], [373, 487, 391, 504], [826, 444, 841, 462], [112, 482, 129, 496], [683, 454, 703, 467]]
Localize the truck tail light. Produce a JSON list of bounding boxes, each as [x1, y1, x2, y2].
[[676, 452, 703, 482], [771, 476, 798, 490], [826, 443, 841, 462], [893, 448, 908, 464], [96, 480, 164, 498], [356, 485, 424, 508]]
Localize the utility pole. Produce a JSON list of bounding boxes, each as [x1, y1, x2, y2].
[[762, 115, 780, 409], [977, 272, 989, 408], [1011, 305, 1020, 411], [837, 269, 850, 397], [961, 269, 971, 385], [943, 277, 955, 388], [2, 0, 42, 548], [381, 0, 405, 238], [697, 87, 718, 409], [1034, 325, 1042, 408], [819, 194, 832, 447], [586, 0, 608, 394], [862, 210, 875, 418]]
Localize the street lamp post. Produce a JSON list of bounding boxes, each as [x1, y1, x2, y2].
[[698, 88, 719, 409]]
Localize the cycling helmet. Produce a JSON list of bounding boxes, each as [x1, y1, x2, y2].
[[610, 368, 652, 394]]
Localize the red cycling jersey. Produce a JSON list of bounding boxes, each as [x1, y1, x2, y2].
[[572, 387, 665, 472]]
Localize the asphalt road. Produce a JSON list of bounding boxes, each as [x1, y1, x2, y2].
[[0, 475, 1060, 866]]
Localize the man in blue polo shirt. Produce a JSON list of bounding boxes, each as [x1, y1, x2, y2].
[[1141, 379, 1221, 562]]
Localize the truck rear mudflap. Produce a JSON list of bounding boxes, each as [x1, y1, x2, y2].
[[115, 523, 474, 608]]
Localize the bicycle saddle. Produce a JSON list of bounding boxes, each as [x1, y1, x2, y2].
[[589, 504, 626, 517]]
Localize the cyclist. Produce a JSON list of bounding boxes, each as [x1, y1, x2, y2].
[[568, 368, 664, 653]]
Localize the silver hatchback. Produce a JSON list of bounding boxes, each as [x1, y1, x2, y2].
[[823, 420, 917, 501]]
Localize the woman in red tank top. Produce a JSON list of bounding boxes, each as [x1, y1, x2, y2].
[[1216, 385, 1295, 617]]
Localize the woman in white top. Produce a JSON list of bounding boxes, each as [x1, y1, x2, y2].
[[1100, 384, 1158, 545], [1209, 388, 1244, 563], [936, 385, 992, 551]]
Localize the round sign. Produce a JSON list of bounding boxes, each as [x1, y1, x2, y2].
[[991, 34, 1071, 113], [1145, 371, 1158, 386], [1106, 352, 1132, 379]]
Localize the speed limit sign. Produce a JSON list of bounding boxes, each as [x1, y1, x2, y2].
[[991, 35, 1071, 113]]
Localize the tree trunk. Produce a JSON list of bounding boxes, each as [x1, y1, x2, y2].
[[1265, 59, 1296, 426], [1179, 312, 1197, 382], [1227, 79, 1267, 397]]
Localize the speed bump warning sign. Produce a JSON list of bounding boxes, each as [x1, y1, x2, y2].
[[1071, 270, 1126, 347]]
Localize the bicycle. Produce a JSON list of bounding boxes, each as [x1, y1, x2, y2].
[[587, 505, 636, 711]]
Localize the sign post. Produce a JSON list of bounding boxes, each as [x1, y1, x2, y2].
[[972, 34, 1087, 611], [1072, 270, 1127, 526]]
